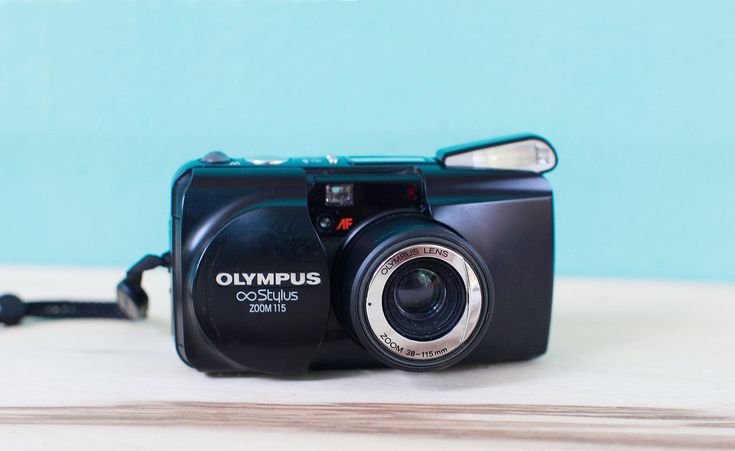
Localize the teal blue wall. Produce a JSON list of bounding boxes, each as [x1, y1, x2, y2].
[[1, 1, 734, 281]]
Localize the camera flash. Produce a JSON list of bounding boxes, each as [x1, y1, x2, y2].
[[440, 136, 557, 174], [325, 184, 354, 207]]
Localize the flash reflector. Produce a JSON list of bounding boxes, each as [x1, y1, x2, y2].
[[438, 135, 557, 173]]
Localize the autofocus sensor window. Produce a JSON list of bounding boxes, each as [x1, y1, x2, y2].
[[325, 183, 354, 207]]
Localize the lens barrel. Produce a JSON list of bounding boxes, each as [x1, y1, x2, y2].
[[338, 215, 494, 371]]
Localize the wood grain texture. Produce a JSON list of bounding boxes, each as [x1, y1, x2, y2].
[[0, 402, 734, 448], [0, 266, 734, 449]]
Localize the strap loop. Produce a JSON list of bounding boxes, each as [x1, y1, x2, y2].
[[116, 253, 171, 320], [0, 252, 170, 326]]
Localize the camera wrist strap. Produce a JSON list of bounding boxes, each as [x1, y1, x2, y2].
[[0, 252, 170, 326]]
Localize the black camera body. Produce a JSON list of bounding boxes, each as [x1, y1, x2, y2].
[[171, 135, 556, 374]]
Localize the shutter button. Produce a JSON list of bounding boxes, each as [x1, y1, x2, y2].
[[201, 151, 232, 164]]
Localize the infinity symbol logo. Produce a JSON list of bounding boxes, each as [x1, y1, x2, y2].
[[236, 291, 258, 302]]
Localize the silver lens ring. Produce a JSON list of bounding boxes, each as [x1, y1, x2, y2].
[[364, 243, 483, 361]]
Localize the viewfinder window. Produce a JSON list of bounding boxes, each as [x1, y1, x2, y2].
[[325, 184, 354, 207]]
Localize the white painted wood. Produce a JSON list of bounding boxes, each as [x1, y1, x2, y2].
[[0, 265, 733, 449]]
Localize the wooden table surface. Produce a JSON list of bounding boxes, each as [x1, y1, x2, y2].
[[0, 265, 733, 449]]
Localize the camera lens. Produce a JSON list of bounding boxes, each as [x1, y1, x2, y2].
[[338, 215, 494, 372], [383, 259, 466, 341], [394, 269, 445, 319]]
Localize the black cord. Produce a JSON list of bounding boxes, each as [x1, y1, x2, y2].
[[0, 252, 170, 326], [25, 301, 126, 319]]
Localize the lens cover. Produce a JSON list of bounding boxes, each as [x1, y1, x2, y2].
[[193, 206, 331, 374]]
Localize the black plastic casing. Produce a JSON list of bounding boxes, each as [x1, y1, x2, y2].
[[171, 151, 555, 374]]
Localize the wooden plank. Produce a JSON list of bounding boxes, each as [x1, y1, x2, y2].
[[0, 266, 734, 449], [0, 402, 734, 448]]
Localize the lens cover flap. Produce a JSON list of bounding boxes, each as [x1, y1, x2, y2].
[[193, 206, 330, 374]]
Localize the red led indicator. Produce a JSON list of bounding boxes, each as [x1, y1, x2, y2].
[[406, 185, 417, 199], [336, 217, 354, 231]]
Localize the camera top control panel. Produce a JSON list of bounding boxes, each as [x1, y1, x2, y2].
[[195, 134, 557, 173], [198, 151, 434, 168]]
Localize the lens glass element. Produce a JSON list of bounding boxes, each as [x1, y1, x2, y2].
[[394, 269, 446, 320], [383, 258, 466, 342]]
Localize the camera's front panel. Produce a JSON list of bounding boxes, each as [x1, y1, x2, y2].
[[172, 158, 554, 374]]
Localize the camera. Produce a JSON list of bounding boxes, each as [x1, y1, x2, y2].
[[171, 135, 557, 374]]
